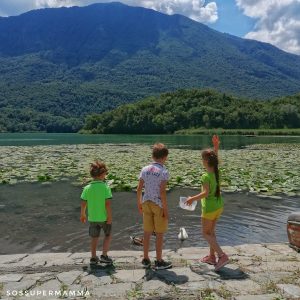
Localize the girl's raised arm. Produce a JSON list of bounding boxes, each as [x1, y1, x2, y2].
[[212, 135, 220, 156]]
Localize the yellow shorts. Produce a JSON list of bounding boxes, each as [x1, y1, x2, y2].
[[202, 208, 224, 220], [142, 201, 168, 234]]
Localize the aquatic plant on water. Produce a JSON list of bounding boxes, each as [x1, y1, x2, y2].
[[0, 143, 299, 197]]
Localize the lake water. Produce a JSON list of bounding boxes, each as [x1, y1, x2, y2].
[[1, 133, 300, 149], [0, 182, 299, 254]]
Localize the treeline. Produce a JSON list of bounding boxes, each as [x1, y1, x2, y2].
[[0, 107, 83, 133], [83, 89, 300, 134], [0, 77, 139, 133]]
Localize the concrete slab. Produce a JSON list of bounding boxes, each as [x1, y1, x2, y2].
[[0, 274, 23, 283]]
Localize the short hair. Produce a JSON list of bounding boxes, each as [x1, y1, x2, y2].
[[152, 143, 169, 159], [90, 161, 108, 178]]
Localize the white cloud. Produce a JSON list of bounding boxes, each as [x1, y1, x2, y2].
[[236, 0, 300, 55], [0, 0, 218, 24], [133, 0, 218, 23], [35, 0, 76, 8]]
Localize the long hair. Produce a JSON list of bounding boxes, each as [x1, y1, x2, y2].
[[201, 149, 220, 197]]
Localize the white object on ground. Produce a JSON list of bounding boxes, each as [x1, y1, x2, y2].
[[178, 227, 188, 241], [179, 196, 197, 211]]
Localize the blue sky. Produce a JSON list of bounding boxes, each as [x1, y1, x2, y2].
[[0, 0, 299, 55], [209, 0, 255, 37]]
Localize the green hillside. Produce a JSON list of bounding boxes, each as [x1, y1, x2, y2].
[[0, 3, 300, 132], [83, 89, 300, 134]]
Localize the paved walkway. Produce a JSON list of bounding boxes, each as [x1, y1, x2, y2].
[[0, 243, 300, 299]]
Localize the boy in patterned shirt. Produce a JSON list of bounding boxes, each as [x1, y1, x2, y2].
[[137, 143, 172, 270]]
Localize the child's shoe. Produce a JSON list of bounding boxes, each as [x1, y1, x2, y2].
[[200, 255, 217, 265], [215, 253, 229, 271], [142, 258, 151, 268], [154, 259, 172, 270], [90, 256, 100, 265], [100, 255, 113, 264]]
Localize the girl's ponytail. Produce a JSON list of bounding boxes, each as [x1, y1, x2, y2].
[[202, 149, 220, 197], [214, 162, 220, 197]]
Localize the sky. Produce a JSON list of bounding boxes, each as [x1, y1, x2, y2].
[[0, 0, 299, 55]]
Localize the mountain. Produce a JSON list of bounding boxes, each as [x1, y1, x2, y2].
[[0, 2, 300, 132]]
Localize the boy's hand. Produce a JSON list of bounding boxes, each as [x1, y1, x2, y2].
[[185, 197, 194, 206], [162, 209, 169, 220], [212, 135, 220, 151], [107, 217, 112, 225], [138, 203, 143, 215], [80, 214, 86, 223]]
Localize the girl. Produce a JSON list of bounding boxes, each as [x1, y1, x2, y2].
[[185, 135, 229, 271]]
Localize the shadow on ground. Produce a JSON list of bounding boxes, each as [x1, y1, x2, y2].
[[83, 263, 116, 276], [144, 268, 189, 285], [190, 263, 249, 280]]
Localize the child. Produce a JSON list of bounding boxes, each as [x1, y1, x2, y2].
[[137, 143, 172, 270], [80, 161, 113, 265], [185, 135, 229, 271]]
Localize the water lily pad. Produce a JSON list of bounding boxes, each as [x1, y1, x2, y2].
[[0, 143, 298, 197]]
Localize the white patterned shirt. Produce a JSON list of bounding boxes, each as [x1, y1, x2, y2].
[[139, 162, 169, 208]]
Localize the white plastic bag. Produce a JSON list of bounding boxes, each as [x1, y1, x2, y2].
[[179, 196, 197, 211]]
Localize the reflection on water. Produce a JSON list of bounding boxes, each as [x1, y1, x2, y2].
[[0, 182, 299, 254], [0, 133, 300, 149]]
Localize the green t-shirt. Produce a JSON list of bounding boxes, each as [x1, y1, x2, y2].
[[201, 172, 224, 214], [81, 180, 112, 222]]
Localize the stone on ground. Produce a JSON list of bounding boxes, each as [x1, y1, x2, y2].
[[92, 282, 134, 299], [234, 294, 282, 300], [277, 283, 300, 299], [56, 270, 83, 285], [114, 269, 145, 282], [0, 274, 23, 283]]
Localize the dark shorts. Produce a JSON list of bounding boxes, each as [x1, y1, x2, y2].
[[89, 222, 112, 238]]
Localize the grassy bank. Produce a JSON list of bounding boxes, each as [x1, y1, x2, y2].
[[175, 128, 300, 136]]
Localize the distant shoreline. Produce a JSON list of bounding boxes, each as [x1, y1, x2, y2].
[[1, 128, 300, 136], [1, 129, 300, 138], [174, 128, 300, 136], [78, 128, 300, 136]]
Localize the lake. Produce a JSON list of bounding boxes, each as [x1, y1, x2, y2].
[[0, 133, 299, 254], [1, 133, 300, 149]]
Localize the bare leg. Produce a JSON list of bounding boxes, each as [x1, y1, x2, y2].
[[210, 220, 217, 257], [91, 237, 99, 258], [202, 218, 223, 257], [102, 234, 112, 256], [143, 231, 152, 260], [156, 233, 164, 261]]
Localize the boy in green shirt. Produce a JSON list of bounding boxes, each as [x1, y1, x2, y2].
[[80, 161, 113, 265]]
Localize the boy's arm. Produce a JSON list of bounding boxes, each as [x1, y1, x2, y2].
[[137, 179, 144, 215], [160, 181, 168, 220], [105, 199, 112, 224], [80, 200, 87, 223]]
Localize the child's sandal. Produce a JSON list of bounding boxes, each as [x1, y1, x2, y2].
[[200, 255, 217, 265]]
